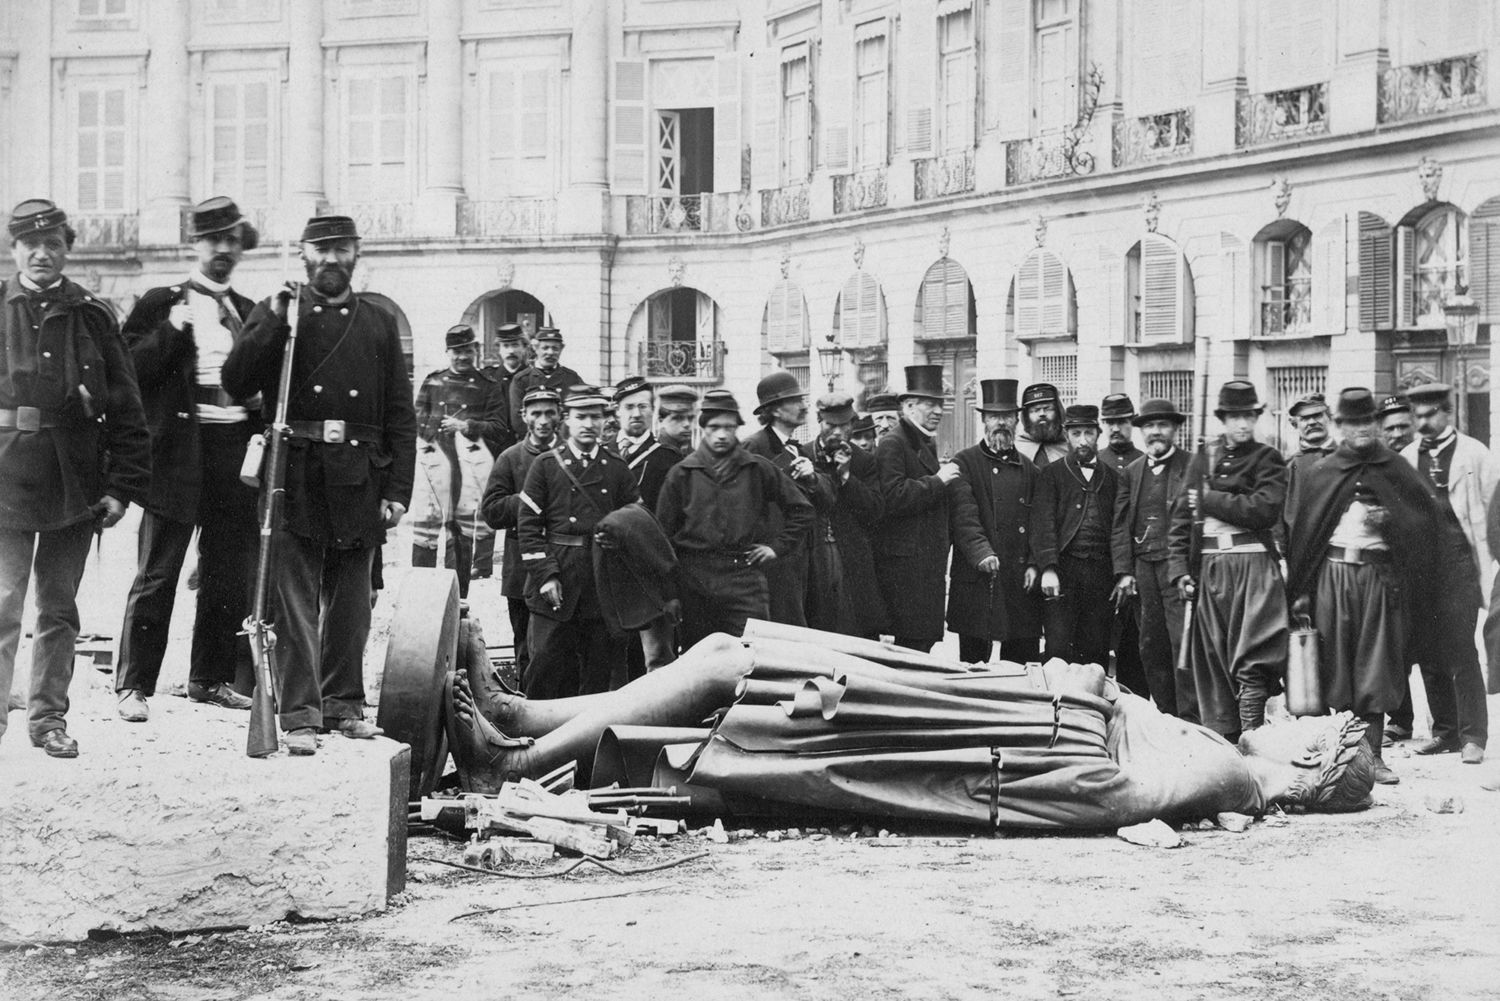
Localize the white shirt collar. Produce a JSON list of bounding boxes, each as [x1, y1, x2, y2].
[[17, 275, 62, 293], [567, 440, 597, 462], [188, 269, 231, 294]]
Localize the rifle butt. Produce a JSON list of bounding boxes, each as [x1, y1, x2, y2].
[[246, 683, 279, 757]]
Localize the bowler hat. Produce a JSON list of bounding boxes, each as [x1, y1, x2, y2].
[[7, 199, 69, 240], [899, 365, 946, 401], [534, 327, 564, 344], [656, 384, 698, 410], [849, 413, 877, 436], [300, 215, 359, 244], [1406, 383, 1453, 407], [1214, 380, 1265, 416], [755, 370, 806, 413], [521, 387, 561, 409], [1376, 393, 1410, 418], [445, 324, 479, 350], [1062, 404, 1100, 429], [613, 375, 652, 403], [976, 379, 1020, 414], [1021, 383, 1060, 409], [865, 391, 899, 415], [1288, 392, 1329, 419], [1131, 398, 1187, 427], [816, 391, 856, 423], [186, 196, 259, 250], [562, 384, 609, 410], [698, 388, 744, 426], [495, 322, 525, 343], [1333, 387, 1378, 422], [1100, 393, 1137, 421]]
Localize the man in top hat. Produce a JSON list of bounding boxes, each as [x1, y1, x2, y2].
[[848, 413, 879, 453], [1016, 382, 1069, 468], [1031, 405, 1129, 667], [1111, 398, 1194, 716], [507, 327, 581, 436], [1400, 382, 1491, 763], [0, 199, 149, 756], [411, 323, 506, 598], [742, 370, 834, 628], [807, 391, 887, 636], [479, 322, 529, 457], [480, 386, 562, 688], [1378, 393, 1414, 453], [865, 391, 900, 440], [115, 196, 263, 724], [1096, 393, 1147, 695], [1167, 380, 1288, 741], [874, 365, 961, 651], [947, 379, 1043, 664], [515, 385, 639, 699], [222, 214, 416, 756], [655, 389, 814, 648], [1286, 388, 1455, 785]]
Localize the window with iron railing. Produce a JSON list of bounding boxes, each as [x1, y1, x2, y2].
[[1258, 226, 1313, 336]]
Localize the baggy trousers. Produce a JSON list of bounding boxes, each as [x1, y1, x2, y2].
[[1188, 549, 1287, 738], [0, 521, 94, 741], [271, 531, 374, 731]]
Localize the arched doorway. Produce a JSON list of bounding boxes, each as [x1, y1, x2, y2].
[[624, 286, 725, 382], [914, 257, 978, 459], [461, 288, 551, 364]]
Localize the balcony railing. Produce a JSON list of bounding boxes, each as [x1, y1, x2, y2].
[[1258, 294, 1314, 337], [1113, 109, 1194, 168], [760, 183, 810, 227], [624, 193, 756, 235], [458, 198, 556, 238], [1236, 82, 1329, 147], [914, 149, 975, 202], [832, 168, 888, 215], [1379, 52, 1486, 123], [1005, 131, 1095, 186], [638, 339, 724, 382], [71, 213, 139, 251], [337, 202, 414, 240]]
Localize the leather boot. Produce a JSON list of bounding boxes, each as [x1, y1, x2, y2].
[[1362, 712, 1399, 785], [461, 614, 604, 737]]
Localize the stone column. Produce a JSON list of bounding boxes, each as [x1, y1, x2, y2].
[[285, 0, 326, 231], [140, 0, 191, 245], [1196, 0, 1243, 155], [558, 0, 608, 233], [1330, 0, 1385, 136], [415, 0, 462, 237]]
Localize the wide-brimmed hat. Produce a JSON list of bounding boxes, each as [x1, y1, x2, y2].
[[1214, 380, 1264, 416], [698, 388, 744, 426], [1333, 387, 1378, 422], [1021, 383, 1060, 409], [976, 379, 1020, 414], [755, 370, 805, 413], [865, 392, 899, 415], [899, 365, 946, 401], [1288, 392, 1329, 419], [444, 324, 479, 350], [1131, 398, 1187, 427], [186, 196, 259, 250], [1406, 383, 1453, 407], [562, 384, 609, 410], [300, 215, 359, 244], [1376, 393, 1410, 418], [816, 391, 856, 423], [613, 375, 652, 404], [1062, 404, 1100, 429], [495, 322, 526, 344], [7, 199, 69, 240], [1100, 393, 1136, 421]]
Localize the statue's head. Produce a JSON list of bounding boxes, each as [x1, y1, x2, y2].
[[1239, 712, 1375, 812]]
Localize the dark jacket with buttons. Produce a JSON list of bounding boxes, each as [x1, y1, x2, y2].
[[507, 363, 582, 433], [123, 283, 259, 524], [873, 417, 951, 641], [1166, 439, 1287, 583], [1031, 454, 1123, 574], [1113, 448, 1193, 569], [221, 293, 417, 549], [415, 366, 507, 454], [947, 441, 1043, 642], [620, 434, 685, 513], [479, 436, 550, 596], [654, 440, 814, 557]]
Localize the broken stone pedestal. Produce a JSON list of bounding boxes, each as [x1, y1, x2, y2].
[[0, 688, 408, 944]]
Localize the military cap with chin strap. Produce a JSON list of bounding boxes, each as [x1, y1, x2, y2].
[[1100, 393, 1137, 420], [495, 322, 525, 343], [562, 384, 609, 410], [698, 388, 744, 425], [1062, 404, 1100, 429], [1131, 398, 1187, 427], [816, 391, 856, 423], [1021, 383, 1061, 409], [186, 196, 259, 250], [976, 379, 1020, 414], [7, 199, 69, 239], [613, 375, 652, 403], [444, 324, 479, 350], [1333, 387, 1379, 422], [1214, 380, 1265, 416], [899, 364, 946, 401], [755, 369, 806, 413], [521, 387, 562, 409], [1376, 393, 1410, 418], [534, 327, 564, 344], [300, 215, 360, 243]]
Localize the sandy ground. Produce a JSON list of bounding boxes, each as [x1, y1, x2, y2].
[[3, 510, 1500, 1000]]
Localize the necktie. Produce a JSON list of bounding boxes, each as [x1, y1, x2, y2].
[[189, 282, 242, 336], [1419, 435, 1449, 453]]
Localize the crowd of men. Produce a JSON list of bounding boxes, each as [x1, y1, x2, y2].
[[1, 195, 1495, 780]]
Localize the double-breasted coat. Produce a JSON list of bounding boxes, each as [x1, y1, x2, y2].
[[507, 363, 582, 434], [480, 437, 550, 596], [873, 417, 951, 642], [947, 442, 1043, 642]]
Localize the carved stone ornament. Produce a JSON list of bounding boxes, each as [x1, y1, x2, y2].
[[496, 259, 515, 290], [1417, 156, 1443, 202], [938, 226, 951, 260], [1273, 177, 1293, 218], [853, 237, 866, 269], [667, 255, 685, 288], [779, 246, 791, 279], [1033, 214, 1048, 248], [1143, 191, 1161, 234]]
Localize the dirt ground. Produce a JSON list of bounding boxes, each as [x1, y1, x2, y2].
[[3, 512, 1499, 1000]]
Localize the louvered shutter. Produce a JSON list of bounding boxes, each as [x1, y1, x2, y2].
[[612, 61, 647, 194], [842, 272, 886, 349], [1101, 248, 1126, 345], [903, 2, 936, 156], [994, 0, 1030, 140], [487, 68, 515, 190], [519, 69, 550, 159], [1471, 201, 1500, 325], [1316, 216, 1348, 335], [919, 260, 971, 339], [766, 280, 808, 354], [1039, 251, 1070, 335], [822, 24, 853, 172], [751, 47, 781, 191], [1357, 212, 1394, 331], [714, 54, 744, 192], [242, 81, 270, 204], [1014, 252, 1043, 338], [1395, 224, 1416, 328], [1141, 235, 1184, 342]]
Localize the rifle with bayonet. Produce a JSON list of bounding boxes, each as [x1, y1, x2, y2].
[[1176, 322, 1214, 688]]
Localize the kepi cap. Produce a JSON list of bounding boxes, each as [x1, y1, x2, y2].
[[698, 388, 744, 426], [656, 384, 698, 410], [1100, 393, 1137, 420], [300, 215, 359, 244], [445, 324, 479, 350], [613, 375, 652, 403], [816, 391, 856, 423], [1376, 393, 1410, 418], [865, 392, 899, 415], [534, 327, 564, 344], [1021, 383, 1061, 409], [1062, 404, 1100, 429], [495, 322, 526, 343], [7, 199, 69, 240]]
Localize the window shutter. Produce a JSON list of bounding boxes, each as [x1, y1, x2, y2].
[[1014, 252, 1043, 337], [242, 81, 270, 204], [841, 272, 885, 349], [1471, 202, 1500, 326], [1357, 212, 1394, 331], [488, 68, 516, 170], [696, 291, 715, 346], [1316, 216, 1348, 336], [822, 26, 853, 172], [766, 280, 808, 354], [612, 61, 647, 194], [1395, 224, 1416, 328], [919, 260, 969, 339], [1039, 251, 1070, 335], [994, 0, 1030, 140], [1141, 234, 1184, 341], [751, 47, 781, 191], [713, 53, 744, 193], [519, 69, 550, 159], [1101, 247, 1126, 344], [212, 84, 238, 195], [902, 5, 936, 156]]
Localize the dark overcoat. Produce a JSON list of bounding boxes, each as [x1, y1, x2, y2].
[[947, 442, 1043, 641], [1031, 454, 1122, 572], [507, 363, 582, 432], [814, 441, 888, 636], [621, 434, 685, 513], [415, 367, 507, 451], [479, 437, 549, 595], [873, 417, 951, 641]]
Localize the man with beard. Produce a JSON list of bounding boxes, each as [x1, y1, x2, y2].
[[848, 413, 878, 453], [947, 379, 1043, 664], [116, 197, 261, 723], [655, 390, 814, 648], [221, 214, 416, 756], [0, 199, 149, 756], [808, 391, 886, 636], [515, 386, 639, 699], [1016, 382, 1068, 467], [865, 391, 900, 440], [479, 323, 528, 453], [507, 328, 582, 435], [1282, 393, 1334, 528], [874, 365, 961, 652], [1378, 394, 1414, 453], [1033, 405, 1128, 667], [1400, 383, 1491, 764], [1097, 393, 1147, 696], [479, 387, 561, 688], [411, 324, 506, 598], [1168, 381, 1288, 744], [1112, 398, 1193, 716], [743, 370, 833, 628], [1286, 388, 1453, 785]]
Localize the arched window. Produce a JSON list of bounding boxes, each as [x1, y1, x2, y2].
[[1011, 248, 1076, 340], [761, 278, 811, 385], [1253, 220, 1313, 336], [1125, 234, 1194, 343], [626, 287, 724, 381], [1408, 203, 1466, 326], [834, 271, 889, 400], [915, 258, 976, 340]]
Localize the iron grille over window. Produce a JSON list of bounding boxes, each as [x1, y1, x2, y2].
[[1267, 365, 1328, 451], [1139, 370, 1196, 437], [1033, 352, 1078, 405]]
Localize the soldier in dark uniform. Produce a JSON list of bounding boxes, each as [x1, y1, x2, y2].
[[947, 379, 1043, 664], [873, 365, 961, 652], [516, 385, 638, 699], [479, 322, 528, 456], [116, 197, 261, 723], [411, 323, 506, 598], [742, 370, 833, 628], [1016, 382, 1068, 467], [0, 199, 149, 757], [221, 214, 417, 756], [479, 386, 561, 688], [1378, 393, 1414, 453], [806, 391, 885, 635], [1097, 393, 1148, 697], [507, 327, 582, 436]]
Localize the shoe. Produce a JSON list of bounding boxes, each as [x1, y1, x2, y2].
[[1413, 737, 1461, 756], [285, 728, 318, 756], [1373, 761, 1400, 785], [117, 690, 148, 723], [33, 729, 79, 758], [1461, 742, 1485, 765], [188, 682, 253, 711], [327, 718, 383, 739], [1382, 724, 1412, 746]]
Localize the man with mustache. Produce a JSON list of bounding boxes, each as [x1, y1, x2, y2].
[[479, 323, 528, 456], [808, 391, 886, 636], [507, 327, 582, 438], [947, 379, 1043, 664], [1282, 393, 1334, 530], [1016, 382, 1068, 467], [865, 391, 900, 440], [1378, 393, 1414, 453], [116, 197, 262, 724], [1111, 398, 1193, 716], [1097, 393, 1147, 697], [221, 215, 417, 756]]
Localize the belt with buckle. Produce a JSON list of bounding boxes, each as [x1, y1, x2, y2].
[[285, 419, 381, 445], [194, 385, 261, 408], [0, 406, 61, 431], [547, 535, 591, 548], [1201, 531, 1258, 551], [1326, 544, 1392, 565]]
